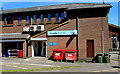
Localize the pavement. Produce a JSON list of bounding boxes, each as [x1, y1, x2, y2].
[[0, 52, 120, 72]]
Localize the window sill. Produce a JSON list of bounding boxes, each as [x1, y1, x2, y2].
[[54, 21, 60, 24], [32, 22, 37, 25], [46, 21, 52, 24], [3, 24, 13, 27], [25, 23, 30, 26], [39, 22, 45, 25]]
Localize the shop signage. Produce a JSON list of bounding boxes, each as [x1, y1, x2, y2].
[[48, 43, 57, 46], [47, 30, 77, 36]]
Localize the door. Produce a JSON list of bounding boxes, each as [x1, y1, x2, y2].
[[87, 40, 94, 58], [41, 41, 46, 57], [38, 41, 46, 57], [38, 41, 42, 56]]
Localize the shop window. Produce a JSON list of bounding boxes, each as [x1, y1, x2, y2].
[[48, 14, 51, 21], [55, 13, 59, 21], [33, 15, 37, 22], [4, 17, 6, 24], [26, 16, 30, 23], [7, 16, 13, 24], [18, 16, 21, 23], [61, 13, 65, 20], [40, 14, 44, 22]]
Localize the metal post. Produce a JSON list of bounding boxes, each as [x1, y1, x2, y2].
[[76, 13, 79, 61], [102, 31, 104, 54], [101, 17, 104, 56]]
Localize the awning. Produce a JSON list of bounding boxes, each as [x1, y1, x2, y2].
[[31, 38, 47, 41], [0, 33, 30, 39], [0, 40, 26, 42]]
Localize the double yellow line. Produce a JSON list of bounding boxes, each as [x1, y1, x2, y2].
[[27, 21, 69, 39]]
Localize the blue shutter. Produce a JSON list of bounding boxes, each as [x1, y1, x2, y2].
[[48, 14, 51, 21], [40, 14, 44, 22], [26, 16, 29, 23], [61, 13, 65, 20], [4, 17, 6, 24], [33, 15, 37, 22], [55, 13, 59, 21], [18, 16, 21, 23]]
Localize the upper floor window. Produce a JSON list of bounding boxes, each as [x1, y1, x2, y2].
[[18, 16, 21, 23], [4, 17, 7, 24], [55, 13, 59, 21], [33, 15, 37, 22], [40, 14, 44, 22], [61, 13, 65, 20], [48, 14, 51, 21], [26, 16, 30, 23]]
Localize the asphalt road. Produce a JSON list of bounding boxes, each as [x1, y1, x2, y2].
[[1, 62, 60, 70], [1, 52, 120, 72]]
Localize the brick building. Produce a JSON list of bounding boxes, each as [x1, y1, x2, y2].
[[0, 3, 115, 60]]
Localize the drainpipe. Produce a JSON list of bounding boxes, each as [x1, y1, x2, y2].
[[76, 11, 79, 61], [101, 17, 104, 55]]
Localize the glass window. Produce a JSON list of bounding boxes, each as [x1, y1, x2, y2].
[[26, 16, 30, 23], [48, 14, 51, 21], [18, 16, 21, 23], [55, 13, 59, 21], [4, 17, 6, 24], [40, 14, 44, 22], [33, 15, 37, 22], [61, 13, 65, 20]]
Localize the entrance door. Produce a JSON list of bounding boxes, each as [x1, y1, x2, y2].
[[87, 40, 94, 58], [38, 41, 46, 57]]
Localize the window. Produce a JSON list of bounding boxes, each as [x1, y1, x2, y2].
[[26, 16, 30, 23], [55, 13, 59, 21], [48, 14, 51, 21], [40, 14, 44, 22], [18, 16, 21, 23], [33, 15, 37, 22], [61, 13, 65, 20], [4, 17, 6, 24]]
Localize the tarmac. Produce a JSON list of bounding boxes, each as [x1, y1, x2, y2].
[[0, 52, 120, 72]]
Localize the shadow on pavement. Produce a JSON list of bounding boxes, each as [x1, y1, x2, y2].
[[112, 66, 120, 68]]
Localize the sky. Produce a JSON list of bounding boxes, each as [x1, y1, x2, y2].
[[0, 0, 119, 26]]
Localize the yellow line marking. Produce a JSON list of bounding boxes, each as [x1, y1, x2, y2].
[[27, 21, 69, 39]]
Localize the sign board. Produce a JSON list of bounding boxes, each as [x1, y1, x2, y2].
[[48, 43, 57, 46], [47, 30, 77, 36]]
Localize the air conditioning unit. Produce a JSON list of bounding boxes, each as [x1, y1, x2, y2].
[[23, 27, 29, 31], [37, 25, 44, 31], [29, 25, 37, 31]]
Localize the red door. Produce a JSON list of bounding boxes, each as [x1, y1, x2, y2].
[[87, 40, 94, 57]]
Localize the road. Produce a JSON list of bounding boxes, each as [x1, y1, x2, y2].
[[0, 52, 120, 72]]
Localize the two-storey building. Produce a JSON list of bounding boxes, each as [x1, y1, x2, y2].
[[0, 3, 114, 60]]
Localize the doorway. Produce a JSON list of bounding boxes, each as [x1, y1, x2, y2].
[[34, 41, 46, 57], [87, 40, 94, 58]]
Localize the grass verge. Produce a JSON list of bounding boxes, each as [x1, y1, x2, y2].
[[1, 66, 80, 72]]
